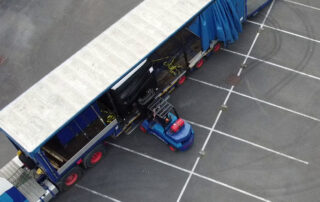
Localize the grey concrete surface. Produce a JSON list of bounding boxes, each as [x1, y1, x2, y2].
[[191, 51, 243, 88], [109, 125, 209, 170], [251, 25, 320, 78], [238, 58, 320, 119], [266, 0, 320, 41], [0, 0, 142, 166], [180, 176, 259, 202], [169, 79, 228, 127], [226, 23, 260, 55], [54, 147, 189, 202], [2, 0, 320, 202], [0, 0, 142, 109]]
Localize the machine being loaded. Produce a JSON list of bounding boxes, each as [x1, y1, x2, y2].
[[140, 95, 194, 152]]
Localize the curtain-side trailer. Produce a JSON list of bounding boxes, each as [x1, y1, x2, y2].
[[0, 0, 271, 201]]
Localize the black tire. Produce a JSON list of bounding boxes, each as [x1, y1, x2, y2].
[[57, 166, 83, 191], [83, 144, 106, 169]]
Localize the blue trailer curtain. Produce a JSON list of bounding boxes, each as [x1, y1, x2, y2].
[[189, 0, 245, 51]]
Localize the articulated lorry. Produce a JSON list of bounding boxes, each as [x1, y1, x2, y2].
[[0, 0, 271, 201]]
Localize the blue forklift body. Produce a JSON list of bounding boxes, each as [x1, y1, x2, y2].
[[141, 113, 194, 151]]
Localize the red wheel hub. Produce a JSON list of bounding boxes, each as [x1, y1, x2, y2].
[[213, 43, 221, 52], [196, 59, 204, 68], [178, 75, 186, 85], [65, 173, 78, 186], [90, 151, 103, 164], [169, 145, 176, 152], [140, 125, 147, 133]]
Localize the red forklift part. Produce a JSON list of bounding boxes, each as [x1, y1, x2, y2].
[[170, 118, 185, 132], [140, 125, 147, 133], [169, 145, 177, 152]]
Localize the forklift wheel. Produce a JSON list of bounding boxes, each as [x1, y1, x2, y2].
[[83, 144, 106, 168], [57, 166, 83, 191], [169, 145, 177, 152], [139, 125, 147, 133]]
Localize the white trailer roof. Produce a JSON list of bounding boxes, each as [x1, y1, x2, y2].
[[0, 0, 211, 153]]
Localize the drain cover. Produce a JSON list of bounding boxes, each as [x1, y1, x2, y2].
[[226, 74, 241, 86], [0, 56, 7, 65]]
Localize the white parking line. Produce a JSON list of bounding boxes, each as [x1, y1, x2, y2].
[[233, 90, 320, 122], [247, 20, 320, 44], [75, 184, 122, 202], [107, 142, 190, 173], [214, 129, 309, 165], [185, 120, 309, 165], [176, 157, 200, 202], [189, 77, 320, 122], [192, 173, 271, 202], [107, 142, 271, 202], [222, 48, 320, 82], [283, 0, 320, 11], [177, 2, 275, 201]]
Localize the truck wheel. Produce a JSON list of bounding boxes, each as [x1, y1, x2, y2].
[[196, 59, 204, 69], [169, 145, 177, 152], [83, 144, 106, 168], [213, 42, 221, 52], [57, 166, 83, 191], [177, 75, 186, 86]]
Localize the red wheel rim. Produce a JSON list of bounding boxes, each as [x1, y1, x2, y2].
[[196, 59, 204, 68], [178, 76, 186, 85], [169, 146, 176, 152], [140, 125, 147, 133], [90, 151, 103, 164], [65, 173, 78, 186], [213, 43, 221, 52]]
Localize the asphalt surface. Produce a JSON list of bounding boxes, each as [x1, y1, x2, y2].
[[1, 0, 320, 202]]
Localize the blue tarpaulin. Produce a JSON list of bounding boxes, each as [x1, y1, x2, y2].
[[189, 0, 246, 51]]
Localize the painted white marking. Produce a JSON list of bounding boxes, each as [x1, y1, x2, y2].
[[178, 2, 276, 201], [283, 0, 320, 11], [178, 2, 275, 201], [107, 142, 271, 202], [247, 20, 320, 44], [193, 173, 271, 202], [177, 157, 200, 202], [222, 48, 320, 82], [262, 0, 275, 26], [189, 77, 320, 122], [232, 90, 320, 122], [185, 119, 309, 165], [189, 77, 229, 91], [214, 129, 309, 165], [107, 142, 190, 173], [75, 184, 121, 202]]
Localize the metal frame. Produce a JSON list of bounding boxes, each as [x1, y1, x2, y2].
[[57, 120, 117, 175]]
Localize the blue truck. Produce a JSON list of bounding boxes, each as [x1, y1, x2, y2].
[[0, 0, 271, 201]]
